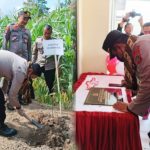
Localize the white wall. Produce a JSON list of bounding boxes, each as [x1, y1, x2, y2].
[[77, 0, 112, 77]]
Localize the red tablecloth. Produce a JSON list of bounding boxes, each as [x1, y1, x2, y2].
[[74, 72, 142, 150]]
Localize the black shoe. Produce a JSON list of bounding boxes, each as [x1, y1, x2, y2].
[[7, 103, 15, 111], [0, 123, 17, 137], [148, 131, 150, 139]]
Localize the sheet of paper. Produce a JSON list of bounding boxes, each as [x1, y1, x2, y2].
[[43, 39, 64, 56]]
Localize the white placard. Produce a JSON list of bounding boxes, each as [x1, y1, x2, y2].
[[43, 39, 64, 56]]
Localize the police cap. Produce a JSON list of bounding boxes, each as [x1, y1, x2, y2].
[[102, 30, 128, 59], [18, 10, 31, 19], [31, 63, 42, 77]]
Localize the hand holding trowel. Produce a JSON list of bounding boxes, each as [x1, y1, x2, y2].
[[17, 108, 44, 129]]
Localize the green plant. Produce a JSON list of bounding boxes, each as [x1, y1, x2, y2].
[[30, 6, 76, 109], [0, 0, 76, 110]]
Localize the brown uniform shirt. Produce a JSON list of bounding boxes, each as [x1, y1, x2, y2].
[[128, 35, 150, 116], [2, 23, 31, 61]]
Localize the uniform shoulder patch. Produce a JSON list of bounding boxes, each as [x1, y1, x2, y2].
[[5, 25, 10, 32], [132, 45, 142, 65]]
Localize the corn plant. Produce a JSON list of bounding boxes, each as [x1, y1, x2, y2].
[[0, 0, 76, 110], [31, 7, 76, 109]]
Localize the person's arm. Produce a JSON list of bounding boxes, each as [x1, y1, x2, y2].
[[8, 70, 28, 116], [27, 30, 32, 61], [128, 82, 150, 116], [8, 71, 25, 109], [2, 25, 11, 50], [117, 22, 124, 32], [32, 41, 38, 63], [127, 40, 150, 116], [127, 67, 150, 116], [138, 16, 144, 35], [117, 13, 130, 32]]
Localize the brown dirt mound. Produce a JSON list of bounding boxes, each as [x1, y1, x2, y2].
[[24, 114, 71, 149], [0, 101, 75, 150]]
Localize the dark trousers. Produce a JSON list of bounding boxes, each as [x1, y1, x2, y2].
[[41, 67, 55, 93], [0, 89, 6, 124], [29, 79, 35, 99]]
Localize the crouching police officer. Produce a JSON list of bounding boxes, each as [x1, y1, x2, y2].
[[0, 50, 41, 137]]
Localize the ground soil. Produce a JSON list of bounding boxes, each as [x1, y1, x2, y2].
[[0, 101, 76, 150]]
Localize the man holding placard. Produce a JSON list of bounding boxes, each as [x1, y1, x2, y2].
[[32, 25, 63, 93]]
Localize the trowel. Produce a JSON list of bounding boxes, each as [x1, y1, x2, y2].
[[23, 113, 44, 129]]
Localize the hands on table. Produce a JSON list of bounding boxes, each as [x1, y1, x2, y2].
[[108, 80, 130, 113], [113, 101, 128, 112]]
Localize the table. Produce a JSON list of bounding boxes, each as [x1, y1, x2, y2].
[[74, 72, 142, 150]]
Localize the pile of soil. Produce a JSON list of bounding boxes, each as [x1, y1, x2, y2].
[[26, 114, 71, 148], [0, 101, 75, 150]]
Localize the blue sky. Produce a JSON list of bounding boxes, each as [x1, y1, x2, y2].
[[0, 0, 59, 16]]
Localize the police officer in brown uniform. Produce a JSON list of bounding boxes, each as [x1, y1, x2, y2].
[[2, 11, 34, 106], [2, 10, 31, 60]]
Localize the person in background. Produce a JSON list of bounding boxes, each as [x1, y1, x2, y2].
[[2, 10, 35, 106], [32, 25, 56, 93], [141, 22, 150, 35], [102, 30, 150, 139], [0, 50, 41, 137], [2, 10, 31, 60], [117, 12, 133, 36], [118, 22, 133, 36], [117, 11, 143, 36]]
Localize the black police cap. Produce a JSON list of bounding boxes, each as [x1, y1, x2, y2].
[[102, 30, 128, 59], [18, 10, 31, 19], [31, 63, 42, 77]]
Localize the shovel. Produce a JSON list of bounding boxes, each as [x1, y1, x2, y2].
[[23, 113, 44, 129]]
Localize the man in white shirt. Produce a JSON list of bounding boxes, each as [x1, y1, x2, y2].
[[0, 50, 41, 137]]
